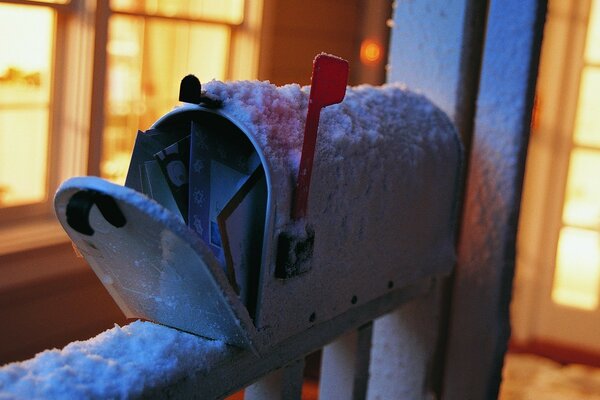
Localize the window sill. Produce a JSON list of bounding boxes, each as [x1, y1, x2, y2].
[[0, 217, 70, 256]]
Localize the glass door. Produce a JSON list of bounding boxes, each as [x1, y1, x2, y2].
[[515, 0, 600, 355]]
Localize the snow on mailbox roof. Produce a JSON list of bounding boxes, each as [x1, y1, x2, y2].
[[0, 321, 230, 399], [204, 80, 453, 168], [203, 80, 457, 224]]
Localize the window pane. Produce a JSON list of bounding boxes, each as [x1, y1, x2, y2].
[[102, 16, 230, 183], [552, 227, 600, 310], [573, 67, 600, 147], [562, 149, 600, 228], [0, 5, 54, 207], [110, 0, 245, 24], [31, 0, 70, 4], [585, 0, 600, 63]]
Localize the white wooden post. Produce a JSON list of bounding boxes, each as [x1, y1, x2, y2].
[[319, 322, 372, 400], [367, 0, 486, 398], [367, 291, 443, 400], [245, 358, 305, 400]]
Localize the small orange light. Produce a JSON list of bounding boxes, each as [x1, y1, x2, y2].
[[360, 39, 382, 65]]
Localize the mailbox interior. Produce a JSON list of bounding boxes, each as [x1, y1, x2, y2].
[[54, 105, 276, 351], [151, 105, 275, 321]]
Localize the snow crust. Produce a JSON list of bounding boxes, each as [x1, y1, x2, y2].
[[2, 79, 460, 398], [204, 80, 457, 229], [0, 321, 228, 399]]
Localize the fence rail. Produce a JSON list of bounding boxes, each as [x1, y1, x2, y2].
[[0, 279, 432, 399]]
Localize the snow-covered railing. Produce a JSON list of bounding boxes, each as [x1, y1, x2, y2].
[[0, 280, 429, 399]]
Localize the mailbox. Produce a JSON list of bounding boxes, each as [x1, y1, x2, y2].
[[54, 55, 462, 353]]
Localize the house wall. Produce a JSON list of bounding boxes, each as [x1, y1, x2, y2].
[[257, 0, 389, 86], [258, 0, 359, 86]]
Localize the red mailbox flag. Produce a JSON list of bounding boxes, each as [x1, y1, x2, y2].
[[292, 53, 349, 220]]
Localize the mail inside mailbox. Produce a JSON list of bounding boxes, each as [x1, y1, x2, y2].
[[55, 76, 463, 351], [154, 135, 191, 222], [124, 113, 267, 314], [142, 159, 183, 222]]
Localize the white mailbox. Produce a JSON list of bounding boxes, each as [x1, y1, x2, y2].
[[55, 55, 462, 354]]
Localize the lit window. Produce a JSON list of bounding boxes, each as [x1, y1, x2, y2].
[[573, 68, 600, 147], [102, 3, 237, 182], [0, 0, 259, 255], [360, 39, 383, 65], [561, 149, 600, 228], [552, 227, 600, 310], [585, 0, 600, 63], [0, 4, 54, 207], [551, 0, 600, 310], [110, 0, 244, 24]]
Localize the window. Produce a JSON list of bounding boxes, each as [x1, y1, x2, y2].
[[0, 4, 55, 208], [0, 0, 261, 254], [551, 0, 600, 310]]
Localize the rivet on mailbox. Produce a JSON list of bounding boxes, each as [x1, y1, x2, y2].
[[54, 53, 463, 354]]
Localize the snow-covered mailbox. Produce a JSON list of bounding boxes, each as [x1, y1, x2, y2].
[[54, 54, 462, 354]]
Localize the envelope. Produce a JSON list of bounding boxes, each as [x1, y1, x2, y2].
[[154, 135, 191, 221], [124, 128, 190, 193]]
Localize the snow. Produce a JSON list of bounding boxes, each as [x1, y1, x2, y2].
[[203, 79, 458, 232], [0, 321, 230, 399], [499, 353, 600, 400]]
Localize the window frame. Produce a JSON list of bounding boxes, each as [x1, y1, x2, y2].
[[88, 1, 250, 178], [0, 1, 60, 220], [0, 0, 262, 255], [0, 0, 84, 254]]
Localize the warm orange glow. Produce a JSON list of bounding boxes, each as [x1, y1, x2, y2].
[[562, 149, 600, 228], [552, 227, 600, 310], [552, 0, 600, 311], [360, 39, 383, 65], [0, 4, 54, 207], [34, 0, 70, 3], [110, 0, 245, 24]]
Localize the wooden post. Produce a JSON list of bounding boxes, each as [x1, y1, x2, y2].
[[245, 358, 305, 400], [319, 322, 373, 400], [368, 0, 487, 397]]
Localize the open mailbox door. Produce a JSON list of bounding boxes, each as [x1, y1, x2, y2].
[[55, 105, 270, 352], [133, 107, 268, 318]]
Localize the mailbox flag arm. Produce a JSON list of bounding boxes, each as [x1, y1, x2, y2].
[[292, 54, 349, 220]]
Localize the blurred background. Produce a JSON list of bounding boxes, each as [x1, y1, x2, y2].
[[0, 0, 598, 393]]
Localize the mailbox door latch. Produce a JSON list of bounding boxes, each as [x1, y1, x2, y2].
[[275, 226, 315, 279]]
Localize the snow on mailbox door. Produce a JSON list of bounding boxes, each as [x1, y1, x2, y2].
[[54, 54, 463, 353]]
